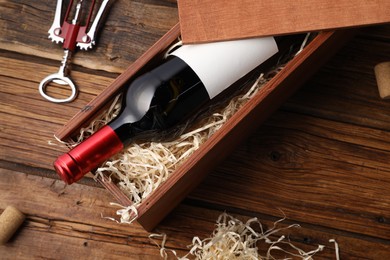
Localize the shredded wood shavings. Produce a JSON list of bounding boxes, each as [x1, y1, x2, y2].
[[53, 72, 269, 223], [89, 72, 270, 217], [149, 213, 329, 260], [164, 38, 183, 59], [55, 34, 313, 224], [101, 202, 138, 224], [294, 33, 311, 57], [149, 233, 180, 259], [50, 94, 123, 149]]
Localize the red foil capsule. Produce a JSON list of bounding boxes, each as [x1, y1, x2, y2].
[[54, 125, 124, 184]]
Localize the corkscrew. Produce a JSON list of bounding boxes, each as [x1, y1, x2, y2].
[[39, 0, 111, 103]]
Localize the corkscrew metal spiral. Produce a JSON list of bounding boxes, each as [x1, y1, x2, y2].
[[39, 0, 111, 103]]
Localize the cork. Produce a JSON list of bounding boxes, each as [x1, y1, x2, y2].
[[0, 206, 26, 245], [374, 62, 390, 99]]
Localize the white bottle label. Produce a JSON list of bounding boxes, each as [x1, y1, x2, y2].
[[171, 37, 278, 99]]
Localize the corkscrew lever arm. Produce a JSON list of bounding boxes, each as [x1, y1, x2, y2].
[[47, 0, 64, 44], [77, 0, 111, 50]]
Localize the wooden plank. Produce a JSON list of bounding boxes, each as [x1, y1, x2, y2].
[[0, 55, 113, 170], [189, 110, 390, 239], [177, 0, 390, 43], [165, 203, 390, 259], [0, 0, 178, 73], [1, 169, 389, 259], [1, 0, 390, 257], [283, 26, 390, 130], [2, 228, 163, 259], [0, 169, 172, 259], [187, 27, 390, 240]]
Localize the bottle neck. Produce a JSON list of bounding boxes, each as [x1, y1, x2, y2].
[[109, 108, 165, 146], [109, 120, 134, 146], [54, 125, 124, 184]]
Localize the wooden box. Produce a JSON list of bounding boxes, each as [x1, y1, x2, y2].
[[55, 23, 354, 231]]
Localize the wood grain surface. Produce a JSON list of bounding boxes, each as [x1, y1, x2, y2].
[[1, 0, 390, 259], [178, 0, 390, 43]]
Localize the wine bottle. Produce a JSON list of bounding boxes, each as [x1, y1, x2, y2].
[[54, 37, 279, 184]]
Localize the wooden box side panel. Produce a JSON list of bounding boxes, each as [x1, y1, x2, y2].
[[136, 30, 355, 231]]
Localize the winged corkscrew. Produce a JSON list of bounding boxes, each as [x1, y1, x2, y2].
[[40, 0, 112, 103]]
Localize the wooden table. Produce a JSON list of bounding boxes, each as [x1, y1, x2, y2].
[[1, 1, 389, 258]]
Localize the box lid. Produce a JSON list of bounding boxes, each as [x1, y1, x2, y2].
[[178, 0, 390, 43]]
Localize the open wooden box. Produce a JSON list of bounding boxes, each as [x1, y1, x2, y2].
[[55, 23, 354, 231]]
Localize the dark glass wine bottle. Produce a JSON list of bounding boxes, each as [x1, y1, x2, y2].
[[54, 37, 279, 184]]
